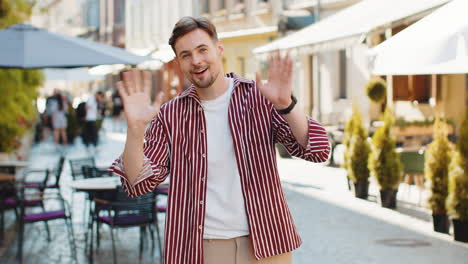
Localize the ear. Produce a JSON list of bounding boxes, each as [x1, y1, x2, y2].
[[217, 40, 224, 55]]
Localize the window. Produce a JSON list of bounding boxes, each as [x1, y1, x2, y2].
[[338, 49, 347, 99], [393, 75, 432, 103]]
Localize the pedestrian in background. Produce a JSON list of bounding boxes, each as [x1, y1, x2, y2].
[[51, 91, 68, 148], [110, 16, 330, 264], [84, 91, 104, 153], [111, 90, 124, 132]]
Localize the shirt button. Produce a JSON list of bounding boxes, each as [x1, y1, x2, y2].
[[200, 129, 204, 134], [198, 225, 202, 230], [199, 200, 204, 205], [202, 154, 206, 158], [201, 177, 205, 182], [198, 106, 202, 111]]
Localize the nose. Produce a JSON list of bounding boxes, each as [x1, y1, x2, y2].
[[192, 53, 203, 66]]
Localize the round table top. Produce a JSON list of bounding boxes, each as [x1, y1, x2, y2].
[[70, 177, 121, 191], [0, 161, 30, 167]]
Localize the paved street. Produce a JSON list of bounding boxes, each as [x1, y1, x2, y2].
[[1, 119, 467, 263]]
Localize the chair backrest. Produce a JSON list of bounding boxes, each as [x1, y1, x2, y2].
[[69, 157, 95, 180], [110, 187, 156, 226], [82, 165, 100, 179], [52, 156, 66, 187]]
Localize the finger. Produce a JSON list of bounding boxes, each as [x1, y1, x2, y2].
[[267, 52, 275, 79], [131, 68, 142, 93], [142, 71, 152, 96], [122, 71, 135, 95], [116, 81, 128, 100]]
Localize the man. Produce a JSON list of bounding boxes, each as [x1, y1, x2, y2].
[[110, 16, 330, 264], [84, 91, 104, 152]]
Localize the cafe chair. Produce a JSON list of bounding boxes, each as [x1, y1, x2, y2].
[[24, 156, 65, 191], [0, 177, 51, 245], [69, 157, 96, 180], [90, 187, 160, 264], [15, 184, 76, 263]]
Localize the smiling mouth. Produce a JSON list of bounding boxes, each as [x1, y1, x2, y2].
[[193, 68, 208, 75]]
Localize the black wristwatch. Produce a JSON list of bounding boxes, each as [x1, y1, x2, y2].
[[277, 95, 297, 115]]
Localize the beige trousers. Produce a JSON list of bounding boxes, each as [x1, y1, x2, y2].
[[203, 236, 292, 264]]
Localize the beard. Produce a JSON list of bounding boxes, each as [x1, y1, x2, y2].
[[187, 65, 220, 89]]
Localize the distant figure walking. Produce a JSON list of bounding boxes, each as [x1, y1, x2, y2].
[[50, 92, 68, 147], [83, 91, 104, 152]]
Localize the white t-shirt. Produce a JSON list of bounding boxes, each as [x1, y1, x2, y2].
[[201, 78, 250, 239], [86, 96, 98, 121]]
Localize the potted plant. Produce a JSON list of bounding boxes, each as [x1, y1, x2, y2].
[[345, 108, 371, 199], [342, 109, 357, 190], [365, 77, 387, 104], [424, 118, 453, 233], [447, 109, 468, 242], [368, 109, 403, 208]]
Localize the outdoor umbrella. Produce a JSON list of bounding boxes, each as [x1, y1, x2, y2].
[[0, 23, 151, 69], [369, 0, 468, 75]]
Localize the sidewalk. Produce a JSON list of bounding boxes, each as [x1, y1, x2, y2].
[[277, 157, 468, 264]]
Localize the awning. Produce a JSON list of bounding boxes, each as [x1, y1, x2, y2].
[[369, 0, 468, 75], [218, 26, 277, 39], [253, 0, 451, 54]]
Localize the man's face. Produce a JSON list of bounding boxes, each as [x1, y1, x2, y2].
[[174, 28, 224, 89]]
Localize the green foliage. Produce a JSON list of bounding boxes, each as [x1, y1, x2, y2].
[[368, 109, 403, 190], [394, 117, 455, 128], [365, 77, 387, 104], [457, 108, 468, 160], [345, 107, 371, 183], [424, 118, 453, 213], [0, 1, 43, 153], [0, 0, 35, 29], [342, 109, 356, 169], [447, 109, 468, 220]]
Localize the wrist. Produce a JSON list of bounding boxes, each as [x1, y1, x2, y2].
[[276, 95, 297, 115]]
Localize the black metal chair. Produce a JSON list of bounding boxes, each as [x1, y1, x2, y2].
[[90, 187, 159, 264], [69, 157, 96, 180], [24, 156, 65, 191], [15, 182, 76, 263]]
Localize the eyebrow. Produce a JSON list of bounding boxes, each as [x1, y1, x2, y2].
[[178, 44, 208, 57]]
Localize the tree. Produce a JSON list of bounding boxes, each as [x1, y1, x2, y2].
[[0, 0, 44, 153]]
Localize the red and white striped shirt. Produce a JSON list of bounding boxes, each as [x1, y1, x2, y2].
[[110, 72, 330, 264]]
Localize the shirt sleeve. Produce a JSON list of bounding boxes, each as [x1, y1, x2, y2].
[[109, 114, 170, 197], [271, 108, 331, 163]]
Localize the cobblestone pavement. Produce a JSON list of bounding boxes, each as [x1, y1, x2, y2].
[[1, 119, 467, 263]]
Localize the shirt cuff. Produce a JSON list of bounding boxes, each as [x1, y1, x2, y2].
[[109, 155, 155, 188]]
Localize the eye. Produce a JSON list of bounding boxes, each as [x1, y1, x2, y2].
[[200, 48, 207, 53]]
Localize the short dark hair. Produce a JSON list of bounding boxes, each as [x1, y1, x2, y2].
[[168, 16, 218, 55]]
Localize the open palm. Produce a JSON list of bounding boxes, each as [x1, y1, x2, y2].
[[256, 50, 293, 109], [116, 69, 164, 130]]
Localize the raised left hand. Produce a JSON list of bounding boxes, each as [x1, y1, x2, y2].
[[255, 50, 293, 109]]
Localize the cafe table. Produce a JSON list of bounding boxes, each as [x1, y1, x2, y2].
[[0, 160, 30, 175], [69, 176, 168, 263]]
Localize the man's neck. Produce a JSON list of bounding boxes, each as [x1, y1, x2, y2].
[[196, 73, 230, 101]]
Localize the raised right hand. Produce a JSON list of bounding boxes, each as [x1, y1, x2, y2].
[[116, 69, 165, 132]]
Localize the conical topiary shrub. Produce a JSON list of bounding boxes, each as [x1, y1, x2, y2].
[[425, 118, 453, 233], [342, 108, 357, 190], [447, 109, 468, 242], [368, 108, 402, 208], [346, 108, 371, 199]]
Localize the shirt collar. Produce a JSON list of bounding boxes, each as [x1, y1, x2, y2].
[[178, 72, 253, 101]]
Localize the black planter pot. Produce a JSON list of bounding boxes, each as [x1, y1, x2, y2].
[[453, 219, 468, 242], [379, 189, 398, 209], [353, 181, 369, 199], [432, 214, 449, 234]]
